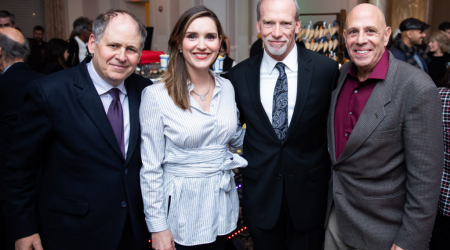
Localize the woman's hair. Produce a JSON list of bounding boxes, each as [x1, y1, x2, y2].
[[429, 31, 450, 53], [221, 39, 228, 54], [441, 67, 450, 88], [44, 38, 69, 68], [162, 5, 224, 110]]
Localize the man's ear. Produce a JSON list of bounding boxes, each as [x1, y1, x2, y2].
[[0, 47, 2, 58], [87, 34, 96, 54], [406, 30, 412, 39]]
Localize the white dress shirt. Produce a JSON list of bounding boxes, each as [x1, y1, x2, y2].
[[139, 72, 247, 246], [260, 44, 298, 125], [87, 61, 130, 157], [75, 36, 87, 63]]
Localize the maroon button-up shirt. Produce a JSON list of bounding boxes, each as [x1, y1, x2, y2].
[[334, 49, 389, 160]]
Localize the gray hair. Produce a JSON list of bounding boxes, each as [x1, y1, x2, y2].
[[256, 0, 300, 21], [0, 10, 15, 25], [73, 17, 92, 36], [0, 33, 30, 61], [92, 9, 147, 51]]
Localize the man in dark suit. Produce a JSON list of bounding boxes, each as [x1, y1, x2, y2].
[[325, 4, 443, 250], [67, 17, 92, 67], [228, 0, 339, 249], [5, 10, 151, 250], [0, 27, 44, 250]]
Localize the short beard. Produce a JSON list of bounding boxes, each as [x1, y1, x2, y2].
[[264, 42, 288, 56]]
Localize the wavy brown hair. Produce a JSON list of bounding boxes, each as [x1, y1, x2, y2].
[[162, 5, 224, 110]]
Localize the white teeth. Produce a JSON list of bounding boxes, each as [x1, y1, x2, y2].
[[356, 51, 368, 54]]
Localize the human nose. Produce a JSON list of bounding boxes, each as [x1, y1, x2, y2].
[[272, 24, 282, 38], [356, 31, 368, 45], [197, 38, 206, 50], [116, 48, 127, 62]]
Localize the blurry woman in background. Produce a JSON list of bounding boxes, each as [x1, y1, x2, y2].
[[139, 5, 246, 250], [428, 31, 450, 86], [430, 67, 450, 249], [42, 38, 69, 75]]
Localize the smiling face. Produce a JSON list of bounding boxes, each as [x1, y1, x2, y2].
[[256, 0, 300, 61], [344, 4, 391, 74], [182, 16, 221, 75], [88, 14, 141, 87], [429, 39, 441, 54]]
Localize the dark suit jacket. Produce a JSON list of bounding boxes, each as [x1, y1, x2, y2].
[[0, 63, 44, 201], [5, 58, 151, 250], [67, 37, 80, 67], [327, 52, 443, 250], [229, 45, 339, 231]]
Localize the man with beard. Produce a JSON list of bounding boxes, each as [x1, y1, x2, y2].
[[228, 0, 339, 249], [390, 18, 431, 73]]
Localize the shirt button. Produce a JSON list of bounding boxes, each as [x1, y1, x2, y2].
[[349, 112, 352, 115], [345, 133, 348, 137], [121, 201, 127, 207], [124, 169, 128, 174], [354, 90, 358, 93]]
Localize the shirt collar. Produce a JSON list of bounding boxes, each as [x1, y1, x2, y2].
[[87, 61, 127, 96], [3, 64, 12, 73], [74, 36, 86, 46], [348, 49, 390, 81], [262, 43, 298, 75]]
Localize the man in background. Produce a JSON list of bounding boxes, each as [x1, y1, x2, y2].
[[0, 11, 14, 29], [390, 17, 431, 73], [32, 25, 46, 54], [67, 17, 92, 67], [0, 27, 44, 250], [438, 22, 450, 40]]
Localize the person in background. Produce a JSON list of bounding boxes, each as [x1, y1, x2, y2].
[[428, 31, 450, 86], [390, 17, 431, 73], [438, 22, 450, 40], [250, 34, 263, 57], [140, 5, 246, 250], [0, 27, 44, 250], [5, 9, 151, 250], [325, 4, 443, 250], [228, 0, 339, 249], [67, 17, 92, 67], [32, 26, 46, 54], [430, 67, 450, 250], [42, 38, 69, 75], [0, 11, 14, 28], [219, 39, 236, 72]]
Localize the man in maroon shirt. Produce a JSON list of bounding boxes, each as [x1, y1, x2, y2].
[[324, 3, 443, 250]]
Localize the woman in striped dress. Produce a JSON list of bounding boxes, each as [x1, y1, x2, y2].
[[139, 6, 247, 250]]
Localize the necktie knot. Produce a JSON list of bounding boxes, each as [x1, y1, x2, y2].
[[275, 62, 285, 74], [109, 88, 121, 101]]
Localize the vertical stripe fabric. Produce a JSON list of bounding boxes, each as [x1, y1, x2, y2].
[[140, 72, 246, 246]]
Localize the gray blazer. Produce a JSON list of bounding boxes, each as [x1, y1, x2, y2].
[[327, 52, 444, 250]]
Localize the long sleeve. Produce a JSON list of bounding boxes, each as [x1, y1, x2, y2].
[[394, 84, 444, 250], [139, 86, 168, 233], [5, 80, 52, 240]]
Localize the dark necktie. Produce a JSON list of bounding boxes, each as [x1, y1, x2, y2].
[[107, 88, 125, 158], [272, 62, 288, 141]]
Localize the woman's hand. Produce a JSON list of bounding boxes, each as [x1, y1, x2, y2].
[[152, 230, 176, 250]]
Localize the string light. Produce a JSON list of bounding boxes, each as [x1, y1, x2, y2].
[[235, 184, 242, 190], [227, 226, 248, 240]]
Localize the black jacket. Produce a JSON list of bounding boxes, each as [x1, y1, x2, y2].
[[228, 45, 339, 231], [67, 37, 80, 67], [5, 59, 152, 249], [0, 63, 44, 201]]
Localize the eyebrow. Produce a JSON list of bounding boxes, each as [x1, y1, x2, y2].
[[185, 31, 218, 36], [346, 25, 379, 31]]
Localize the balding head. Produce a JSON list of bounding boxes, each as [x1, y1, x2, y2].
[[344, 3, 391, 80], [0, 27, 30, 72]]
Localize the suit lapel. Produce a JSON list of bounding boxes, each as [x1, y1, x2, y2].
[[124, 80, 139, 165], [245, 52, 281, 144], [335, 54, 396, 164], [284, 46, 313, 144], [329, 62, 352, 163], [75, 62, 125, 161]]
